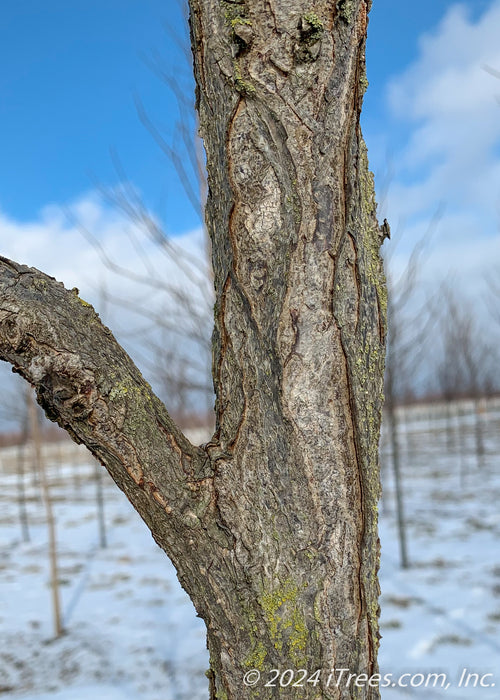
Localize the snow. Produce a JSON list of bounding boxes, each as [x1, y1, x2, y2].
[[378, 403, 500, 698], [5, 687, 131, 700], [0, 459, 208, 700], [0, 403, 499, 699]]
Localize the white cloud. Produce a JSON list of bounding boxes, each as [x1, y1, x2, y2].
[[387, 213, 500, 295], [389, 3, 500, 122], [0, 194, 208, 307], [382, 0, 500, 292], [0, 194, 213, 419]]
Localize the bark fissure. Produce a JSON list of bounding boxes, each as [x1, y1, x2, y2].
[[187, 1, 386, 697]]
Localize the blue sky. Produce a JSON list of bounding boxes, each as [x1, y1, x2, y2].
[[0, 0, 191, 231], [0, 1, 494, 226], [365, 0, 491, 123], [0, 0, 499, 308]]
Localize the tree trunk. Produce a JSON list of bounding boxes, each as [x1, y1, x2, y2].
[[0, 1, 386, 698], [190, 1, 386, 694]]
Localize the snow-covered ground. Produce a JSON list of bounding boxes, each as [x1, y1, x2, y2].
[[0, 405, 499, 699], [378, 405, 500, 698], [0, 461, 208, 700]]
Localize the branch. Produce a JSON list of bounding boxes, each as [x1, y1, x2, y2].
[[0, 257, 216, 554]]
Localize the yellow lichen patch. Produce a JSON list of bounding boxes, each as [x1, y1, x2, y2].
[[244, 640, 267, 670], [337, 0, 355, 24], [109, 381, 129, 402], [231, 16, 252, 28], [233, 61, 256, 95], [303, 12, 324, 42], [259, 579, 308, 663]]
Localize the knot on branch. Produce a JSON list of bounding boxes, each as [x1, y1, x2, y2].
[[28, 353, 97, 422], [0, 307, 33, 355]]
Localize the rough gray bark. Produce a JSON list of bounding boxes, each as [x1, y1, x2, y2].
[[0, 1, 386, 698]]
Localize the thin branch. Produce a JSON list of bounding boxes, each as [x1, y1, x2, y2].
[[134, 96, 203, 219]]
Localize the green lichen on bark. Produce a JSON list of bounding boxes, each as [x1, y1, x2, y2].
[[233, 60, 255, 94], [230, 16, 251, 27], [244, 640, 267, 670], [221, 0, 245, 24], [227, 12, 253, 49], [351, 136, 386, 663], [302, 12, 324, 43], [358, 138, 388, 322], [224, 2, 254, 83], [109, 381, 129, 401], [359, 73, 369, 95], [296, 11, 324, 62], [337, 0, 355, 23], [258, 579, 308, 664]]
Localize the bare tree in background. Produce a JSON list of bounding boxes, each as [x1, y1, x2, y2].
[[28, 392, 63, 638], [435, 284, 469, 479], [74, 6, 215, 428], [383, 227, 438, 569], [71, 164, 214, 429], [15, 414, 30, 543], [437, 286, 498, 472], [94, 459, 107, 549], [486, 271, 500, 329], [434, 303, 468, 483], [15, 387, 31, 542], [0, 379, 34, 540], [384, 257, 413, 570]]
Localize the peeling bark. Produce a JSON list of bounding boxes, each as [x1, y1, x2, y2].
[[0, 1, 386, 698]]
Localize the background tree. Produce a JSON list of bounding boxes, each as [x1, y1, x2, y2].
[[28, 391, 63, 638], [71, 185, 214, 427], [0, 382, 32, 542], [436, 285, 498, 471], [384, 261, 413, 570], [75, 8, 214, 426], [0, 2, 387, 699], [382, 222, 438, 569], [486, 271, 500, 332]]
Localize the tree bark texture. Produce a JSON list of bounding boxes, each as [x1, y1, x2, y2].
[[189, 0, 386, 696], [0, 1, 386, 698]]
